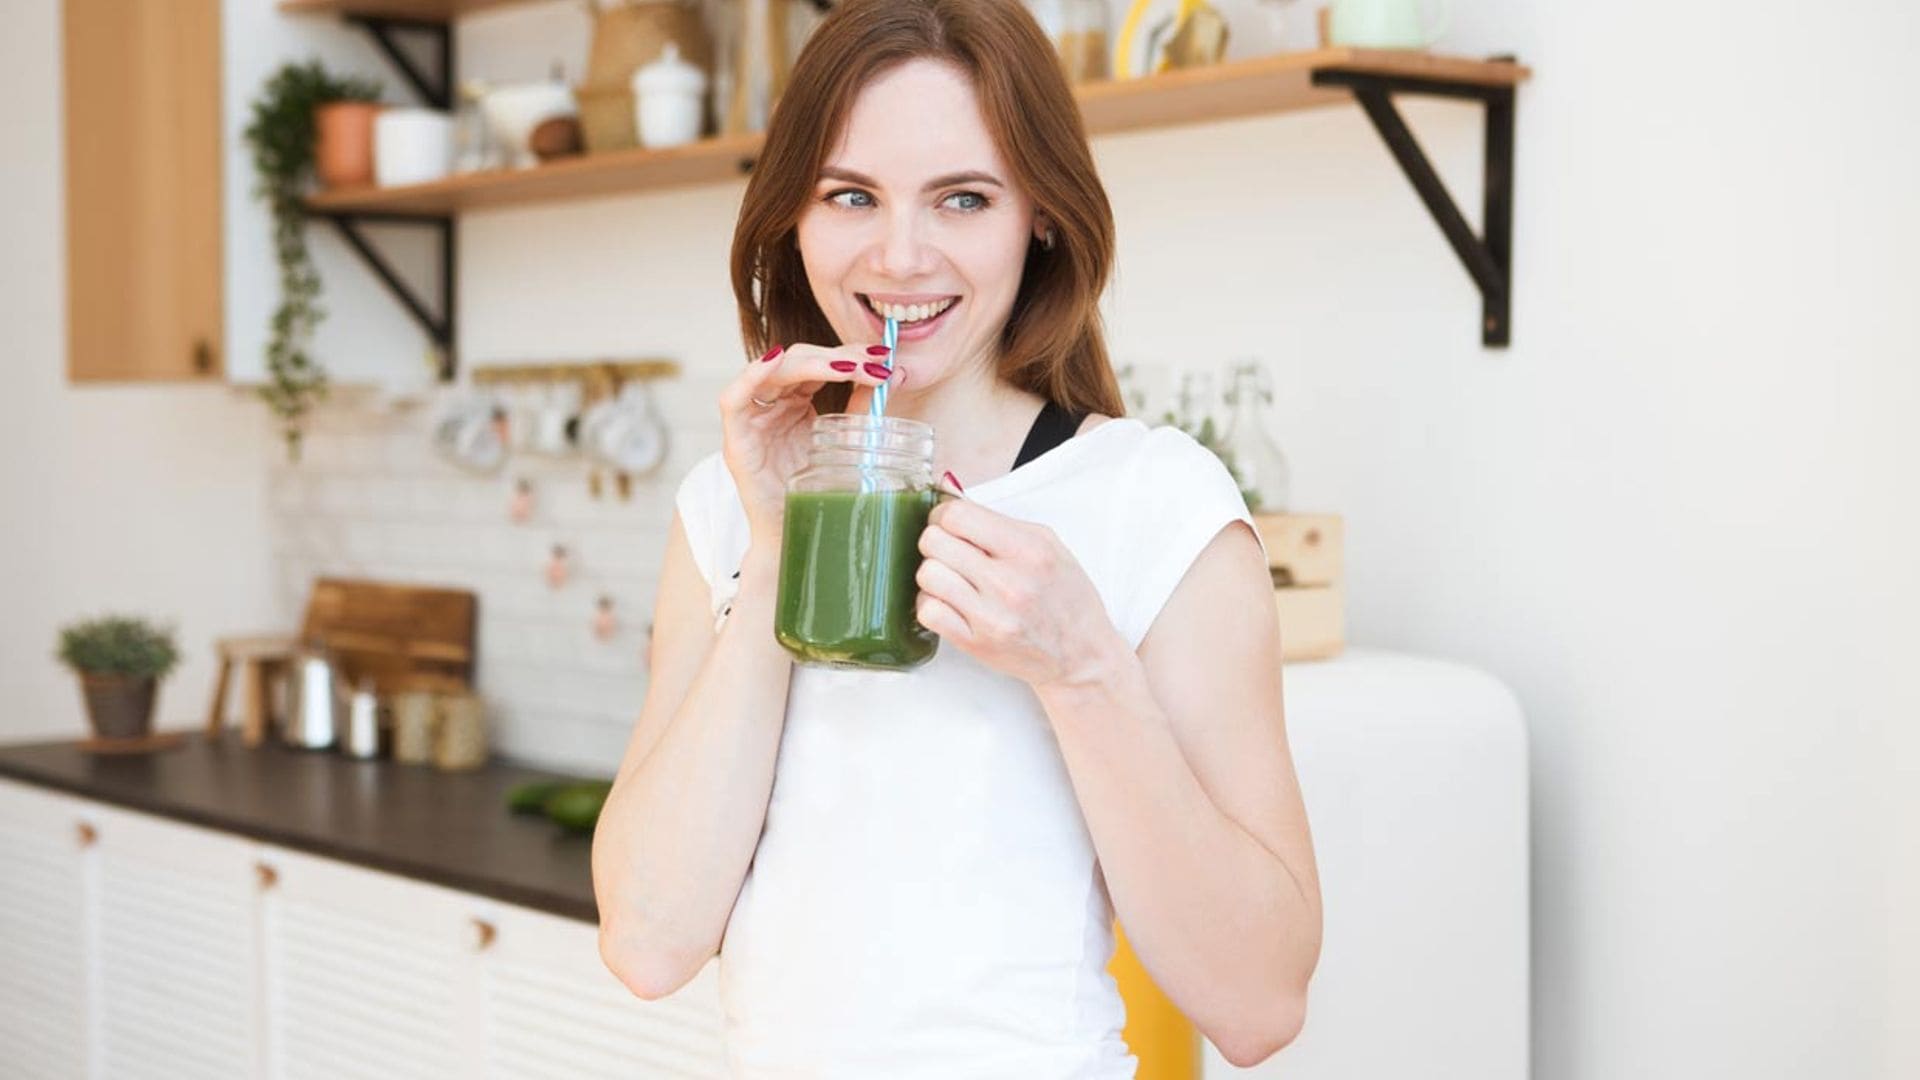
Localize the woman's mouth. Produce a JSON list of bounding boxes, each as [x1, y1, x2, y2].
[[858, 294, 959, 344]]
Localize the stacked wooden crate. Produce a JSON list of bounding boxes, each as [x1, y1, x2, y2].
[[1252, 513, 1345, 662]]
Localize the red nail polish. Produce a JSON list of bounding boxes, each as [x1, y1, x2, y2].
[[866, 345, 891, 356], [829, 360, 857, 372], [863, 362, 893, 380], [759, 344, 784, 363], [942, 470, 964, 493]]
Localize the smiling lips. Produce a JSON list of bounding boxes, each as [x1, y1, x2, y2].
[[865, 295, 957, 323], [858, 292, 960, 343]]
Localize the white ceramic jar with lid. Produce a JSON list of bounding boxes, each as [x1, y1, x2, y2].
[[631, 43, 708, 149], [374, 108, 453, 187]]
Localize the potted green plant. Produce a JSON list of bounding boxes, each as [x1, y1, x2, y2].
[[56, 616, 182, 742], [243, 61, 383, 462]]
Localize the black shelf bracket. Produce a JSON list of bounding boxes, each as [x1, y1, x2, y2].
[[345, 15, 453, 110], [312, 212, 458, 381], [322, 13, 457, 377], [1312, 64, 1518, 347]]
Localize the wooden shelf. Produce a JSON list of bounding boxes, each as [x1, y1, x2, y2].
[[279, 0, 528, 18], [304, 49, 1529, 217]]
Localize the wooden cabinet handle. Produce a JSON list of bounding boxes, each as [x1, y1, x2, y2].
[[75, 821, 97, 848], [470, 917, 497, 952], [255, 862, 279, 891], [192, 338, 214, 374]]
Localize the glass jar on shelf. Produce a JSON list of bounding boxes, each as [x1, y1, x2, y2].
[[451, 80, 500, 174], [1026, 0, 1111, 84], [1220, 359, 1292, 513]]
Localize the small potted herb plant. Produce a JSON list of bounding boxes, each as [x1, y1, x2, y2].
[[56, 616, 182, 742]]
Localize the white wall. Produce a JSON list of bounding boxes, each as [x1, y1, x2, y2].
[[3, 0, 1913, 1077], [0, 0, 279, 743]]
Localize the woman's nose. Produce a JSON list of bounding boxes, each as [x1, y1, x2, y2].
[[873, 211, 935, 278]]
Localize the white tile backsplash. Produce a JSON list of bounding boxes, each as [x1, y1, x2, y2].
[[267, 378, 727, 776]]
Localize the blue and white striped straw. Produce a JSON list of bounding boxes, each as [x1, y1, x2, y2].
[[870, 317, 898, 419], [856, 316, 900, 497]]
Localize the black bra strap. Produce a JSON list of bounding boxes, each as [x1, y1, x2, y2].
[[1012, 400, 1088, 470]]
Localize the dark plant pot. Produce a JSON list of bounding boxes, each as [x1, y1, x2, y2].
[[78, 672, 158, 741]]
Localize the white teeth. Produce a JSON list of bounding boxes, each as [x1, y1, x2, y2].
[[868, 296, 955, 323]]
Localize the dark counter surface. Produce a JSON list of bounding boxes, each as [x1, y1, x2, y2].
[[0, 733, 600, 923]]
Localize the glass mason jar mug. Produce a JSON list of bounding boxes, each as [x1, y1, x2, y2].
[[774, 415, 945, 671]]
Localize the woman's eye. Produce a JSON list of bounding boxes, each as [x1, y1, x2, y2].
[[944, 191, 989, 212], [825, 189, 874, 209]]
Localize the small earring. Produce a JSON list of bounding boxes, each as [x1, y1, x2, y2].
[[1039, 229, 1056, 251]]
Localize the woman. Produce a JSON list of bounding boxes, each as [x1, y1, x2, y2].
[[592, 0, 1320, 1074]]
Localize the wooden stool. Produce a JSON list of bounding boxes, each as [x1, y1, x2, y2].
[[205, 636, 299, 746]]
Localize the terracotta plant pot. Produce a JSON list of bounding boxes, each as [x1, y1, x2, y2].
[[78, 672, 158, 741], [315, 100, 384, 188]]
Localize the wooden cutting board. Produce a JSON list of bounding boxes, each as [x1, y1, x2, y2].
[[300, 578, 477, 695]]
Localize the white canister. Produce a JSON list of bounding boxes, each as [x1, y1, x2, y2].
[[631, 43, 709, 149], [375, 108, 454, 187]]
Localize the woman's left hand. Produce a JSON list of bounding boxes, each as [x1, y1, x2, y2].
[[914, 497, 1121, 689]]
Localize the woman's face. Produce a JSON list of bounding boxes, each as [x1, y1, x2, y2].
[[796, 58, 1042, 390]]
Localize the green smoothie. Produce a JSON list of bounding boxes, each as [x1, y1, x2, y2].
[[775, 487, 940, 670]]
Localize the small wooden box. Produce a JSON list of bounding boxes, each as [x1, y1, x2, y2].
[[1252, 513, 1346, 662]]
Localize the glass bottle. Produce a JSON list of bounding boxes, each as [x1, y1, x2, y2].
[[775, 415, 942, 671], [1221, 360, 1292, 513], [1174, 366, 1217, 434]]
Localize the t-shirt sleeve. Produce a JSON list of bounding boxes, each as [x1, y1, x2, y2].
[[1115, 427, 1267, 650], [673, 450, 726, 589], [673, 450, 745, 629]]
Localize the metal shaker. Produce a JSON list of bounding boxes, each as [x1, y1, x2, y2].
[[284, 644, 344, 750], [344, 679, 382, 759]]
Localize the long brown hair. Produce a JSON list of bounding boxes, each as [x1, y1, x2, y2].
[[729, 0, 1124, 418]]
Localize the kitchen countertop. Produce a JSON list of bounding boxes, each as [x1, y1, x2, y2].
[[0, 733, 601, 923]]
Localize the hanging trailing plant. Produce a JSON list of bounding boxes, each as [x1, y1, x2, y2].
[[243, 61, 382, 461]]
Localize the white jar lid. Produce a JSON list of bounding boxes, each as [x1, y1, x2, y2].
[[632, 43, 708, 96]]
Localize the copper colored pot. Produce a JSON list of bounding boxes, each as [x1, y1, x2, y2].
[[315, 100, 383, 188], [78, 672, 158, 741]]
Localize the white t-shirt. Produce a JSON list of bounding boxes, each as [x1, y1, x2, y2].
[[674, 416, 1259, 1079]]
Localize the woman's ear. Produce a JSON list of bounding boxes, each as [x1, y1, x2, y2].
[[1032, 215, 1056, 251]]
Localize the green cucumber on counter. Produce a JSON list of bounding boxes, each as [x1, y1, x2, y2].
[[544, 781, 614, 834], [506, 779, 567, 814]]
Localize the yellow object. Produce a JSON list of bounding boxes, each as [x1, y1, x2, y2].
[[1113, 0, 1205, 79], [1109, 920, 1200, 1080]]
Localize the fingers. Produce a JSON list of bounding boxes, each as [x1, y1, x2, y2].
[[926, 499, 1028, 560], [720, 343, 898, 415], [919, 523, 997, 589], [915, 553, 983, 614], [915, 591, 973, 643]]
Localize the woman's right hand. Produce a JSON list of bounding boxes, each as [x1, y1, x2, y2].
[[721, 342, 901, 546]]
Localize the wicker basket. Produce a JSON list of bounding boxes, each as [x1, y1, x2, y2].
[[577, 83, 641, 153], [580, 0, 714, 153]]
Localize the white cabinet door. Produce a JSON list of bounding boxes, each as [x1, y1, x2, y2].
[[258, 846, 485, 1080], [480, 902, 729, 1079], [88, 802, 263, 1080], [0, 780, 93, 1079]]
